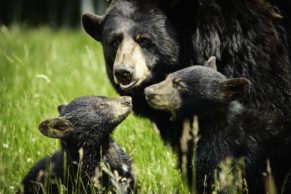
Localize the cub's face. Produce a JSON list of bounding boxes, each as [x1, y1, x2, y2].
[[144, 57, 251, 117], [38, 96, 132, 145], [82, 0, 180, 94], [144, 66, 224, 116]]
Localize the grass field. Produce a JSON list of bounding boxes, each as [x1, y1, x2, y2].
[[0, 26, 189, 193]]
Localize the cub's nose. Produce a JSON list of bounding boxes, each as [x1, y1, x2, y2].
[[120, 96, 132, 107], [144, 87, 155, 100], [39, 120, 49, 131], [114, 65, 133, 85]]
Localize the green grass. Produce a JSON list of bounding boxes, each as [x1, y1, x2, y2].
[[0, 26, 188, 193]]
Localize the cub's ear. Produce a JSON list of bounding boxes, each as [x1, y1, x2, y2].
[[39, 117, 73, 139], [57, 104, 66, 114], [82, 13, 105, 41], [204, 56, 217, 70], [220, 78, 251, 101]]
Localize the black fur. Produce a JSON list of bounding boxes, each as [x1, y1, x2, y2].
[[21, 96, 135, 194], [82, 0, 291, 148], [145, 63, 291, 193]]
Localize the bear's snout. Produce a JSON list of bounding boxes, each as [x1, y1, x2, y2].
[[39, 120, 49, 131], [144, 87, 156, 101], [120, 96, 132, 107]]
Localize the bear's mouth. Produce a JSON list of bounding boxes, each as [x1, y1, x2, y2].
[[120, 80, 138, 90], [118, 72, 151, 91]]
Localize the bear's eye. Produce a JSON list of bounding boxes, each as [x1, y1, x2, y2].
[[97, 102, 108, 109], [110, 34, 122, 49], [173, 79, 187, 90], [110, 38, 120, 49], [135, 33, 151, 48]]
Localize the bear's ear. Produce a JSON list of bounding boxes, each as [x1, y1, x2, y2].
[[39, 117, 74, 139], [82, 13, 105, 41], [220, 78, 251, 101], [204, 56, 217, 70], [58, 104, 66, 114]]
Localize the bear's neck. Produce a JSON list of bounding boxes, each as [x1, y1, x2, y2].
[[182, 101, 245, 133], [61, 136, 112, 178]]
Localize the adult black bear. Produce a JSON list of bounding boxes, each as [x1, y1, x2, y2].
[[144, 57, 291, 194], [82, 0, 182, 145], [21, 96, 135, 194], [82, 0, 291, 146]]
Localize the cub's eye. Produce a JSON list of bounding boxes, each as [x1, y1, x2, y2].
[[110, 38, 120, 49], [97, 103, 108, 109], [173, 79, 186, 90], [135, 33, 151, 47]]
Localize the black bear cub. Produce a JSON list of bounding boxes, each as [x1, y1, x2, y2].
[[145, 57, 291, 194], [21, 96, 135, 194]]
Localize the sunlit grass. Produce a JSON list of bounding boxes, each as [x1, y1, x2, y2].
[[0, 26, 188, 193]]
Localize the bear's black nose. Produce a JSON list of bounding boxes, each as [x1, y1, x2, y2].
[[121, 96, 132, 106], [114, 66, 133, 85], [39, 120, 49, 131], [144, 87, 155, 100]]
